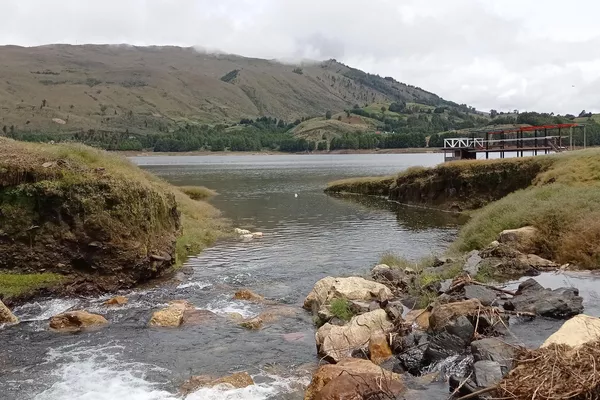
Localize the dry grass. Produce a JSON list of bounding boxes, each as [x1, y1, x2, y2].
[[179, 186, 217, 201], [498, 342, 600, 399], [326, 176, 395, 196]]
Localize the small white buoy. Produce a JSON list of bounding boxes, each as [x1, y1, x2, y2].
[[294, 193, 298, 198]]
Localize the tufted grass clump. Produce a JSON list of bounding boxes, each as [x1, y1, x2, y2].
[[330, 298, 355, 321]]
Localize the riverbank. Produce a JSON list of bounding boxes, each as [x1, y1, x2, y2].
[[118, 147, 442, 157], [326, 149, 600, 269], [0, 138, 227, 304]]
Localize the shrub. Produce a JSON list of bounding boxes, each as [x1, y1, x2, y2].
[[330, 298, 354, 321]]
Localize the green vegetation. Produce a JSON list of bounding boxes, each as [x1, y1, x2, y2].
[[0, 273, 67, 298], [326, 176, 395, 196], [179, 186, 217, 201], [330, 298, 355, 321]]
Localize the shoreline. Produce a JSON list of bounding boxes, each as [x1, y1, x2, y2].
[[118, 148, 443, 157]]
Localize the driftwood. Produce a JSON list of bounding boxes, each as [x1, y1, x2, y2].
[[444, 276, 516, 297]]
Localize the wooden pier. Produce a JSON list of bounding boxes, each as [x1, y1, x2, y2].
[[443, 123, 585, 162]]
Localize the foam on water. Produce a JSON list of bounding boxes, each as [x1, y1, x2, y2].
[[177, 281, 212, 290], [33, 343, 304, 400], [204, 296, 261, 318], [14, 299, 80, 322], [424, 354, 473, 380]]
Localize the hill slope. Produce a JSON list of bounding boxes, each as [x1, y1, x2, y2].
[[0, 44, 452, 135]]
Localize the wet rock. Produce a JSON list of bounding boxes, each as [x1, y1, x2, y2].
[[464, 285, 498, 306], [149, 301, 190, 327], [234, 228, 251, 235], [541, 314, 600, 348], [507, 278, 584, 318], [471, 338, 516, 372], [316, 309, 394, 362], [404, 309, 430, 330], [104, 296, 128, 306], [473, 360, 503, 388], [181, 372, 254, 394], [429, 299, 482, 331], [239, 312, 278, 330], [227, 312, 244, 323], [498, 226, 540, 254], [304, 358, 403, 400], [464, 250, 482, 276], [424, 316, 474, 364], [0, 300, 18, 325], [49, 310, 108, 332], [369, 333, 393, 365], [234, 289, 265, 303], [396, 332, 429, 374], [303, 277, 393, 313], [251, 232, 263, 238], [182, 309, 219, 325]]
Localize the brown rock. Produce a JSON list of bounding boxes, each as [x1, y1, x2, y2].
[[49, 311, 108, 332], [149, 301, 192, 327], [0, 300, 19, 325], [239, 312, 279, 330], [369, 333, 393, 365], [405, 309, 431, 330], [181, 372, 254, 394], [234, 289, 265, 303], [227, 312, 245, 323], [429, 299, 482, 331], [182, 309, 219, 325], [304, 358, 403, 400], [315, 373, 405, 400], [104, 296, 128, 306], [498, 226, 540, 254], [304, 277, 393, 312]]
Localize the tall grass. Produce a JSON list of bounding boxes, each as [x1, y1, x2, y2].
[[179, 186, 217, 201]]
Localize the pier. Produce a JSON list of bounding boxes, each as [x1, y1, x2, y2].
[[443, 123, 585, 162]]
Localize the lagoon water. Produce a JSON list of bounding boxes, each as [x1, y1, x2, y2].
[[2, 153, 598, 400]]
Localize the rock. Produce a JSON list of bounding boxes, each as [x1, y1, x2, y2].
[[464, 285, 498, 306], [464, 250, 482, 276], [182, 309, 219, 325], [424, 316, 474, 364], [429, 299, 482, 331], [371, 264, 406, 285], [369, 301, 381, 312], [396, 332, 429, 374], [315, 372, 405, 400], [316, 309, 394, 362], [239, 312, 279, 330], [518, 254, 558, 270], [104, 296, 128, 306], [149, 301, 190, 327], [404, 309, 430, 330], [304, 358, 403, 400], [541, 314, 600, 348], [473, 360, 503, 388], [234, 228, 251, 235], [439, 279, 453, 293], [508, 278, 584, 318], [49, 311, 108, 332], [240, 234, 254, 240], [227, 312, 245, 323], [234, 289, 265, 303], [384, 302, 403, 321], [0, 300, 19, 325], [303, 277, 393, 313], [498, 226, 540, 254], [369, 333, 393, 365], [181, 372, 254, 394], [471, 338, 516, 372], [251, 232, 263, 238], [348, 300, 371, 314]]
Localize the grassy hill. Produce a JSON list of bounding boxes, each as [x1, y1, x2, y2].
[[0, 44, 455, 136]]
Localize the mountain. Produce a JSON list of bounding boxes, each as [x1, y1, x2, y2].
[[0, 44, 454, 135]]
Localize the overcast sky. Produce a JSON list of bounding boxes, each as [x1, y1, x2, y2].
[[1, 0, 599, 114]]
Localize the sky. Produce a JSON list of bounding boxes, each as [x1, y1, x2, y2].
[[1, 0, 599, 114]]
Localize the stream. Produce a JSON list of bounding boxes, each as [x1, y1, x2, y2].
[[1, 153, 599, 400]]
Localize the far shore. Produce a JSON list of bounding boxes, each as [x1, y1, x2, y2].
[[118, 148, 443, 157]]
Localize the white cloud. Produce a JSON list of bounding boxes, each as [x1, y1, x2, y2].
[[0, 0, 599, 113]]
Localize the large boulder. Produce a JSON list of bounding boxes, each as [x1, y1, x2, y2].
[[464, 285, 498, 306], [304, 358, 403, 400], [315, 373, 405, 400], [0, 300, 18, 325], [541, 314, 600, 348], [181, 372, 254, 394], [471, 338, 516, 373], [507, 278, 584, 319], [498, 226, 540, 254], [429, 299, 483, 331], [304, 277, 392, 313], [149, 301, 190, 327], [424, 316, 475, 364], [316, 309, 394, 362], [49, 311, 108, 332]]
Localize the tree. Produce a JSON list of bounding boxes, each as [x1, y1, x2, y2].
[[381, 106, 387, 114], [389, 101, 406, 113], [490, 109, 498, 119], [345, 110, 350, 117], [337, 116, 342, 121], [325, 110, 332, 120], [41, 99, 47, 108], [317, 141, 327, 151]]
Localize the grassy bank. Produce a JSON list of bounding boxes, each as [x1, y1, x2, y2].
[[327, 149, 600, 269], [0, 138, 226, 300], [325, 176, 395, 196]]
